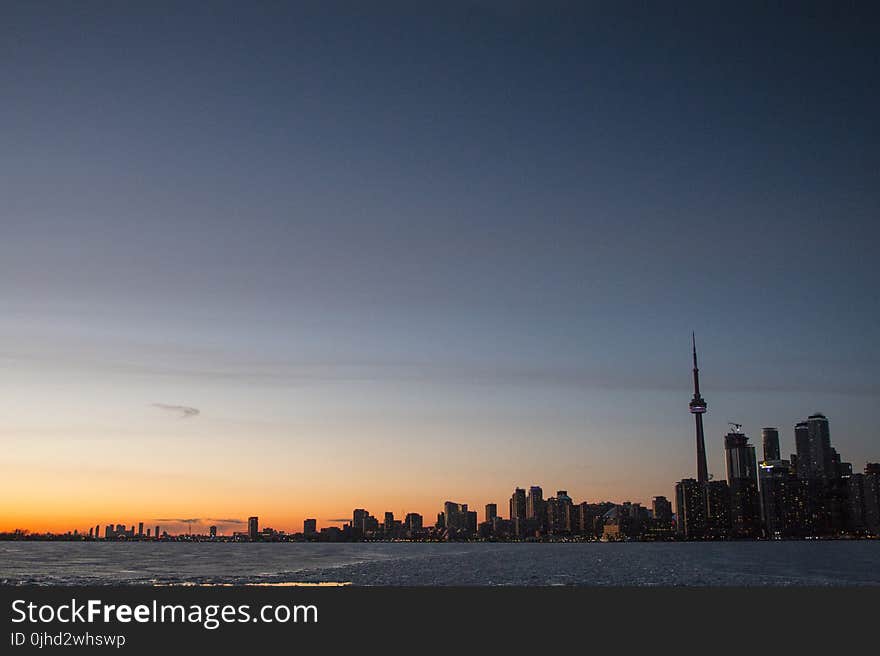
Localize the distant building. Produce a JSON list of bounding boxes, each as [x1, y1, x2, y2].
[[705, 480, 731, 538], [865, 463, 880, 535], [138, 522, 144, 537], [762, 427, 780, 462], [443, 501, 473, 537], [758, 459, 802, 538], [248, 516, 259, 541], [651, 496, 673, 536], [303, 519, 317, 535], [675, 478, 706, 539], [209, 525, 217, 538], [527, 486, 545, 531], [404, 513, 423, 532], [384, 512, 394, 532], [509, 488, 527, 534], [724, 428, 761, 538], [485, 504, 497, 523], [352, 509, 368, 537], [689, 334, 710, 484], [546, 491, 574, 534]]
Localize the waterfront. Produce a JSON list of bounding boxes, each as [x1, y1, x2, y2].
[[2, 541, 878, 586]]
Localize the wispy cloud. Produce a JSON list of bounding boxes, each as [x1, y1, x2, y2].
[[155, 518, 200, 523], [151, 403, 200, 418], [208, 518, 246, 525]]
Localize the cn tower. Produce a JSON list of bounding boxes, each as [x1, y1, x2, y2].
[[689, 333, 709, 484]]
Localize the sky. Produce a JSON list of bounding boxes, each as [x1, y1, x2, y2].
[[1, 2, 878, 534]]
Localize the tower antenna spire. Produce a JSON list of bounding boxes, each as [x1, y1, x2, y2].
[[689, 332, 709, 484]]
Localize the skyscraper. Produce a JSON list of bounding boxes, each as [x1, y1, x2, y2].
[[805, 413, 833, 479], [705, 479, 731, 538], [546, 491, 574, 534], [485, 503, 497, 523], [864, 463, 880, 535], [404, 513, 423, 532], [303, 519, 317, 535], [724, 427, 761, 538], [762, 427, 780, 462], [509, 488, 526, 522], [443, 501, 471, 536], [209, 525, 218, 538], [675, 478, 706, 539], [248, 516, 259, 541], [689, 334, 709, 484], [526, 486, 545, 531], [352, 509, 368, 537]]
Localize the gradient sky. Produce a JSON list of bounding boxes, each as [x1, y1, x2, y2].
[[2, 2, 878, 534]]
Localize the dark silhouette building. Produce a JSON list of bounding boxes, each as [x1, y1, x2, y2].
[[509, 487, 527, 535], [404, 513, 423, 532], [546, 491, 574, 534], [303, 519, 317, 535], [248, 516, 259, 541], [485, 504, 497, 523], [689, 334, 709, 484], [526, 486, 545, 531], [675, 478, 706, 539], [705, 479, 731, 538], [762, 427, 780, 462], [724, 428, 761, 538], [864, 463, 880, 535]]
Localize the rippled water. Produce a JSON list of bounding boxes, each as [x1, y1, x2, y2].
[[2, 541, 879, 586]]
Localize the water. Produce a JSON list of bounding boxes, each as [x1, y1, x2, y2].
[[2, 541, 878, 586]]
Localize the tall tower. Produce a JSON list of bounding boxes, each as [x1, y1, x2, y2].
[[689, 333, 709, 484]]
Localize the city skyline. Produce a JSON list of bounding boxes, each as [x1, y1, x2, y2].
[[5, 354, 877, 537], [2, 3, 879, 535]]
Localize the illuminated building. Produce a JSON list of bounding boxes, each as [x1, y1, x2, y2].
[[675, 478, 706, 539], [705, 480, 731, 538]]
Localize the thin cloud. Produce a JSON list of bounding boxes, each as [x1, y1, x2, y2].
[[152, 403, 200, 418], [155, 518, 200, 523]]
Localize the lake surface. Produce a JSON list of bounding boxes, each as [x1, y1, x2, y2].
[[2, 541, 879, 586]]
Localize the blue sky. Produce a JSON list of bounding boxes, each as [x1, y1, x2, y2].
[[1, 2, 877, 531]]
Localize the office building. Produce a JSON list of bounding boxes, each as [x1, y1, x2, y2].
[[675, 478, 706, 539], [485, 503, 497, 523], [705, 479, 731, 538], [762, 427, 780, 461], [724, 427, 761, 538]]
